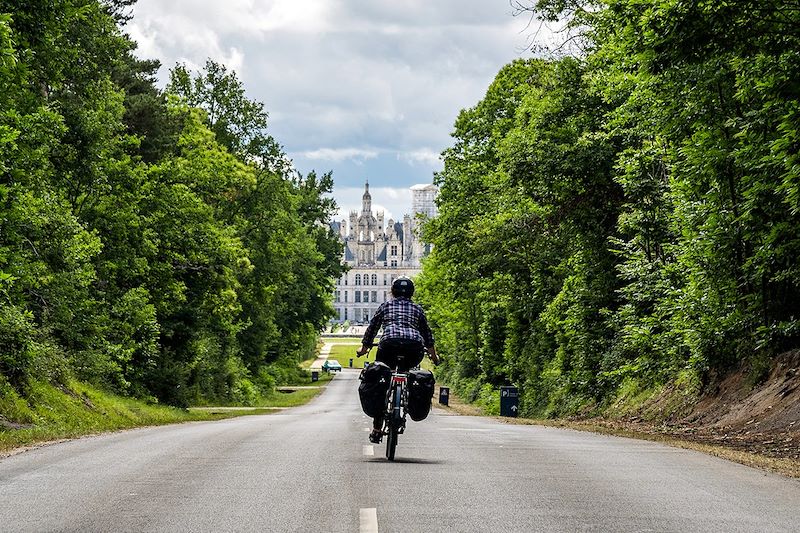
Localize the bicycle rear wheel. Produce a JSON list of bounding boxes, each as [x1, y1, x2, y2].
[[385, 387, 402, 460]]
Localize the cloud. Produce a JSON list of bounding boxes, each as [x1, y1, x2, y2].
[[398, 149, 441, 166], [129, 0, 543, 188], [298, 147, 379, 163], [330, 186, 413, 223]]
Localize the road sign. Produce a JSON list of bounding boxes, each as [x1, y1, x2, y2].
[[500, 386, 518, 417], [439, 386, 450, 406]]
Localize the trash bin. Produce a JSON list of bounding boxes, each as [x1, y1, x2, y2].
[[438, 386, 450, 406], [500, 386, 518, 417], [311, 371, 319, 382], [349, 358, 353, 368]]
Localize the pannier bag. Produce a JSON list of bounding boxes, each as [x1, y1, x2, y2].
[[406, 369, 435, 421], [358, 361, 392, 418]]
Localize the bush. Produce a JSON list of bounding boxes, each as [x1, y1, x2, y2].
[[0, 304, 35, 390]]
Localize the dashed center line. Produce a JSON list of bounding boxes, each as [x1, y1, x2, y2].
[[359, 508, 378, 533]]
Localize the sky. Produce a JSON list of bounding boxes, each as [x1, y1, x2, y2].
[[127, 0, 548, 221]]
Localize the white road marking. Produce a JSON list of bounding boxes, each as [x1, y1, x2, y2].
[[360, 508, 378, 533], [362, 445, 374, 456]]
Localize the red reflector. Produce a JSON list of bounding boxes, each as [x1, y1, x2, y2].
[[393, 376, 407, 383]]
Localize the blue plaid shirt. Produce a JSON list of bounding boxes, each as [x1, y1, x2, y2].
[[362, 297, 435, 348]]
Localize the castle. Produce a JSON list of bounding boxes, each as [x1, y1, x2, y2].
[[330, 182, 438, 324]]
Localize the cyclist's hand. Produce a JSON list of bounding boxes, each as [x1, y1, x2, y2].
[[356, 345, 369, 357], [427, 346, 439, 366]]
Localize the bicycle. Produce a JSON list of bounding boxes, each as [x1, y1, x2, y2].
[[358, 345, 425, 461]]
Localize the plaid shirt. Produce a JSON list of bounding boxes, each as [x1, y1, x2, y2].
[[362, 297, 435, 348]]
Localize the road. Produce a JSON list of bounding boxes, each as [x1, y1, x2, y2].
[[1, 370, 799, 532]]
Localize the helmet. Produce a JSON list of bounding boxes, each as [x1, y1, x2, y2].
[[391, 276, 415, 298]]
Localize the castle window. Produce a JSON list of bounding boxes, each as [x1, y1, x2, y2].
[[344, 291, 348, 302], [383, 274, 388, 285], [355, 274, 361, 285], [371, 274, 378, 285], [363, 291, 370, 303], [390, 260, 397, 267], [371, 291, 377, 303], [391, 245, 398, 256], [355, 291, 361, 303], [335, 291, 340, 303]]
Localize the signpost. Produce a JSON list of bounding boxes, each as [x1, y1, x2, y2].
[[500, 386, 518, 417], [439, 386, 450, 406]]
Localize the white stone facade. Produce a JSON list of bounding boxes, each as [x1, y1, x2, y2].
[[330, 182, 437, 324]]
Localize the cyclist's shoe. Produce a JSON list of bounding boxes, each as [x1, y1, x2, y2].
[[368, 429, 382, 443]]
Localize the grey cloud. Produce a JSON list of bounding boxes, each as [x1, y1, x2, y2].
[[130, 0, 536, 182]]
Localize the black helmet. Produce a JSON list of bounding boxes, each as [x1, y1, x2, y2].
[[391, 276, 415, 298]]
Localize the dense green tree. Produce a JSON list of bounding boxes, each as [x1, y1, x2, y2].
[[422, 0, 800, 416], [0, 1, 344, 409]]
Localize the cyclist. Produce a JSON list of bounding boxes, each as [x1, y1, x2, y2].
[[356, 276, 438, 443]]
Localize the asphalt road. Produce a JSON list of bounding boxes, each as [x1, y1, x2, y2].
[[2, 370, 799, 532]]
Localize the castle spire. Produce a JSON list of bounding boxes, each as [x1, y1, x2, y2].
[[361, 180, 372, 213]]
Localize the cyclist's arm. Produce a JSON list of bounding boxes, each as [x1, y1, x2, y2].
[[418, 309, 438, 364], [357, 304, 384, 356]]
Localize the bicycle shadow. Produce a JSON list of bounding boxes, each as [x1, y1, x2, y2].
[[366, 457, 444, 465]]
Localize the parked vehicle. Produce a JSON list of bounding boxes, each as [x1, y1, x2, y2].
[[322, 359, 342, 372]]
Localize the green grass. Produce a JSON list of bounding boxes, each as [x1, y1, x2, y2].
[[0, 372, 332, 454], [328, 343, 372, 367], [324, 340, 437, 371], [0, 379, 274, 453], [261, 387, 329, 407]]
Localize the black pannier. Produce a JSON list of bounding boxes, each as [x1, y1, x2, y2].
[[407, 369, 435, 421], [358, 361, 392, 417]]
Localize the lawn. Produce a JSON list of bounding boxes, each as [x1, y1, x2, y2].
[[325, 342, 436, 372], [328, 343, 372, 368]]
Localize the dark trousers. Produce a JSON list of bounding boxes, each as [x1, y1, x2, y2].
[[372, 338, 424, 430]]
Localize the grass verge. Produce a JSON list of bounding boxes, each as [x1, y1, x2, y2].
[[0, 380, 274, 455], [0, 374, 331, 456]]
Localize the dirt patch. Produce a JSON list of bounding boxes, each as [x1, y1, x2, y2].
[[597, 350, 800, 464]]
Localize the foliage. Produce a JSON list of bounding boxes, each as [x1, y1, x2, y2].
[[420, 1, 800, 417], [0, 1, 344, 411]]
